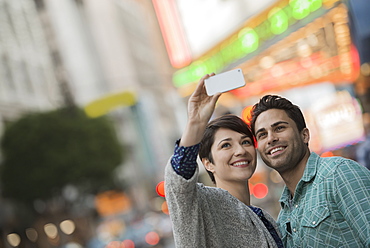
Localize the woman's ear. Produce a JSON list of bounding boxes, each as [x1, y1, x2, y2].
[[202, 158, 215, 173]]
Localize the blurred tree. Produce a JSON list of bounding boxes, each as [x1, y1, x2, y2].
[[0, 106, 124, 205]]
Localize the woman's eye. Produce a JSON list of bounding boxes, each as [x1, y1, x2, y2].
[[221, 143, 231, 148], [242, 140, 251, 145]]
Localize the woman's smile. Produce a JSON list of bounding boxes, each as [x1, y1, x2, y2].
[[231, 160, 251, 167]]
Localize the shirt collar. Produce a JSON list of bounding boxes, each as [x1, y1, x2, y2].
[[301, 152, 319, 182], [279, 152, 320, 204]]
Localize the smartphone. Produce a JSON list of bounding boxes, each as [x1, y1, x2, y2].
[[204, 68, 246, 96]]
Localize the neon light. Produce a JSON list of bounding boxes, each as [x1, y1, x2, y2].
[[268, 7, 289, 34], [240, 28, 259, 53], [173, 28, 259, 87], [173, 0, 338, 88], [152, 0, 191, 68], [310, 0, 323, 12], [290, 0, 311, 20]]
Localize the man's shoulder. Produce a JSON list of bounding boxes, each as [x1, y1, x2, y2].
[[319, 154, 360, 167], [316, 153, 368, 178], [309, 152, 338, 174]]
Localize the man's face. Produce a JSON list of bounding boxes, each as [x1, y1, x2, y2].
[[254, 109, 309, 173]]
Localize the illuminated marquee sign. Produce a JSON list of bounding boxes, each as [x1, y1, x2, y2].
[[173, 0, 342, 88], [232, 4, 360, 98], [310, 91, 364, 152]]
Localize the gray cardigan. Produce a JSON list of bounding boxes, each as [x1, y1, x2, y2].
[[165, 160, 281, 248]]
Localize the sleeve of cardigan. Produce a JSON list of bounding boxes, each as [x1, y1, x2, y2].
[[165, 153, 208, 246], [171, 139, 200, 179]]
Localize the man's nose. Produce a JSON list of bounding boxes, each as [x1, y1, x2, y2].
[[267, 132, 278, 144]]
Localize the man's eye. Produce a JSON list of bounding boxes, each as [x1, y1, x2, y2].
[[257, 133, 266, 140], [276, 126, 285, 131]]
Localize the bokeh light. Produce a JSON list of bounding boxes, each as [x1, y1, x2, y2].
[[161, 201, 169, 215], [253, 183, 269, 199], [65, 242, 83, 248], [26, 228, 38, 242], [44, 223, 58, 239], [7, 233, 21, 247], [241, 105, 253, 125], [156, 181, 165, 197], [121, 239, 135, 248], [106, 241, 120, 248], [269, 170, 283, 184], [145, 231, 160, 245], [152, 197, 165, 212], [249, 182, 254, 196], [321, 151, 334, 157], [60, 220, 76, 235]]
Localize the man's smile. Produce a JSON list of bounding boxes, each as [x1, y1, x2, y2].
[[268, 146, 286, 156]]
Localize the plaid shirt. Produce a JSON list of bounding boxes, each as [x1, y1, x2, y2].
[[278, 152, 370, 248]]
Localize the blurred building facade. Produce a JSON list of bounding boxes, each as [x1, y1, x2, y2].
[[0, 0, 62, 133], [0, 0, 183, 247], [0, 0, 65, 245], [40, 0, 181, 190]]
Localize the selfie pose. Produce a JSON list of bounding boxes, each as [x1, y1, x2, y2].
[[165, 74, 283, 248], [251, 95, 370, 247]]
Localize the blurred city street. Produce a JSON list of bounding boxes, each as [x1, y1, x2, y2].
[[0, 0, 369, 247]]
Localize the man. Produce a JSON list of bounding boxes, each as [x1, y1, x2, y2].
[[250, 95, 370, 247]]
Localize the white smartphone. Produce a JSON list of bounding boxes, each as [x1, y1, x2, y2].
[[204, 68, 246, 96]]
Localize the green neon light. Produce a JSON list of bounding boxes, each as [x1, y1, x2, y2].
[[269, 8, 289, 35], [173, 29, 260, 87], [240, 28, 259, 53], [310, 0, 323, 12], [290, 0, 311, 20], [173, 30, 260, 87], [173, 0, 325, 88]]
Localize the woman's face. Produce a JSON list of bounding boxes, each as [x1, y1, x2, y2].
[[205, 128, 257, 184]]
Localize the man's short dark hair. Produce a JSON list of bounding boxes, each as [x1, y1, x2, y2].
[[199, 114, 254, 184], [250, 95, 307, 135]]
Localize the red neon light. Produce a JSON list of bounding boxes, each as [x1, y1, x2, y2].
[[152, 0, 192, 68]]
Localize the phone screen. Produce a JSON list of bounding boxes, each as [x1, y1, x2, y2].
[[204, 69, 245, 96]]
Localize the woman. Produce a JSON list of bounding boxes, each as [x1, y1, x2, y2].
[[165, 74, 283, 247]]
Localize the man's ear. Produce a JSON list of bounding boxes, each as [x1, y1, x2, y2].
[[301, 127, 310, 144], [202, 158, 215, 173]]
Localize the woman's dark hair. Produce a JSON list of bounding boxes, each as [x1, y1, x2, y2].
[[250, 95, 307, 134], [199, 114, 254, 184]]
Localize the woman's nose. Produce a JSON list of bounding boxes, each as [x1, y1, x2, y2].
[[234, 144, 247, 156]]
